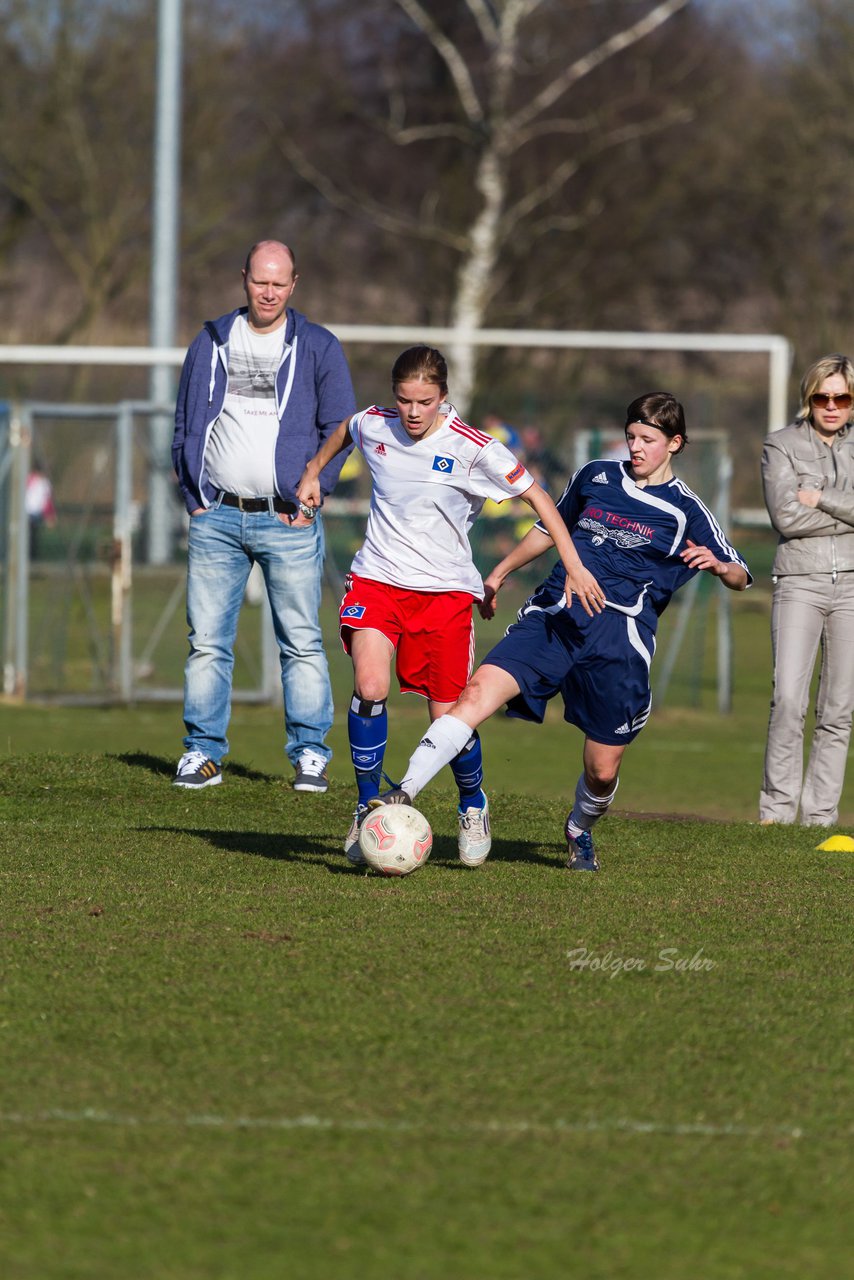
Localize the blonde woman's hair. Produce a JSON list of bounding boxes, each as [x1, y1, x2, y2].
[[796, 353, 854, 423]]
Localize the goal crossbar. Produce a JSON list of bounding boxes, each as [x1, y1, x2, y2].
[[0, 328, 793, 435]]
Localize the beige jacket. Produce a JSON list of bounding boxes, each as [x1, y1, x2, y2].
[[761, 420, 854, 576]]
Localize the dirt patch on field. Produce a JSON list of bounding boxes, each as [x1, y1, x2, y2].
[[611, 809, 727, 824]]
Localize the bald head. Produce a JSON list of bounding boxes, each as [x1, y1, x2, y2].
[[242, 240, 299, 333], [244, 240, 296, 275]]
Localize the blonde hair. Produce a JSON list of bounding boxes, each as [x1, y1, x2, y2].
[[796, 353, 854, 423]]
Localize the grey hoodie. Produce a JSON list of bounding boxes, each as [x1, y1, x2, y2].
[[761, 419, 854, 576]]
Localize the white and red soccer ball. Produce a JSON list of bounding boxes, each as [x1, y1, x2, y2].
[[358, 803, 433, 876]]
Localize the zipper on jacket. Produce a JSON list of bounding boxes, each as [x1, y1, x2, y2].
[[831, 440, 839, 582]]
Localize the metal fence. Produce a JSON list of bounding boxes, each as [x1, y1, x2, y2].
[[1, 399, 288, 703], [2, 398, 736, 711]]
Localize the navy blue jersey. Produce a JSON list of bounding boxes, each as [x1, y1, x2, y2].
[[532, 458, 751, 632], [483, 458, 751, 742]]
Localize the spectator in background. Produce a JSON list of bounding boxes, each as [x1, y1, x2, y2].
[[759, 353, 854, 826], [519, 424, 566, 490], [171, 239, 356, 792], [26, 463, 57, 559], [481, 412, 521, 453]]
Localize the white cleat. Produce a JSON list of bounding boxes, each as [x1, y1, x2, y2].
[[458, 796, 491, 867]]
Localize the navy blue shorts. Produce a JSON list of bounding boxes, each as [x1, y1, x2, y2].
[[482, 605, 654, 746]]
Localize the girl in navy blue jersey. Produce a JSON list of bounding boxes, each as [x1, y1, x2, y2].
[[383, 392, 751, 871]]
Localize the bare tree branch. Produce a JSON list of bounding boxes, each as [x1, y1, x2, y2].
[[262, 110, 468, 252], [465, 0, 501, 48], [502, 107, 694, 230], [514, 103, 693, 147], [382, 121, 480, 146], [394, 0, 485, 124], [509, 0, 690, 134]]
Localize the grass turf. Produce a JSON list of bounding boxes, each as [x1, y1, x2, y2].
[[1, 754, 851, 1278]]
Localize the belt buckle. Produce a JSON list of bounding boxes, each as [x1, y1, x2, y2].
[[236, 495, 249, 512]]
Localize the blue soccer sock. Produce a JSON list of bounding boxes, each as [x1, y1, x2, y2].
[[449, 731, 486, 810], [348, 695, 388, 806]]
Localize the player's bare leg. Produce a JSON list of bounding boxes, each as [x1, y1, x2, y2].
[[351, 627, 394, 703], [565, 738, 627, 872]]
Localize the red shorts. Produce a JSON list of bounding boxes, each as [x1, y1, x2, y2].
[[339, 574, 476, 702]]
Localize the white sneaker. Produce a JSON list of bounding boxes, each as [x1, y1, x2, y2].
[[458, 796, 491, 866], [293, 749, 329, 793], [344, 804, 369, 864], [173, 751, 222, 789]]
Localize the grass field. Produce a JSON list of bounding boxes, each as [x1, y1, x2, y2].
[[1, 553, 853, 1278], [1, 756, 852, 1279]]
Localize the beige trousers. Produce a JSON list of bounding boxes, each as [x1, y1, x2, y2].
[[760, 571, 854, 825]]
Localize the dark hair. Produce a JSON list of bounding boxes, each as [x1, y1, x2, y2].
[[391, 346, 449, 397], [625, 392, 687, 454]]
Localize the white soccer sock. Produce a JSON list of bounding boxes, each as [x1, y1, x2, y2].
[[400, 714, 474, 799], [565, 773, 620, 837]]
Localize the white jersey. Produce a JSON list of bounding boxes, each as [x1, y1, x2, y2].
[[348, 404, 533, 595], [205, 316, 285, 496]]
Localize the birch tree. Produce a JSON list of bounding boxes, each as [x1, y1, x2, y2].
[[267, 0, 692, 411]]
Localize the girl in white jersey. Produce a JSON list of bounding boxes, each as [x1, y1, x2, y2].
[[296, 345, 603, 867]]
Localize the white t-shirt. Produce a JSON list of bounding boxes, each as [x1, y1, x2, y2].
[[205, 316, 287, 496], [349, 404, 533, 595]]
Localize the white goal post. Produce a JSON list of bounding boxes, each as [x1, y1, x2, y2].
[[1, 329, 791, 703], [0, 327, 793, 432]]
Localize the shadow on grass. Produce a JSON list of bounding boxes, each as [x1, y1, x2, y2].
[[428, 835, 559, 868], [111, 752, 277, 783], [145, 825, 557, 870], [111, 751, 175, 777], [146, 825, 351, 871]]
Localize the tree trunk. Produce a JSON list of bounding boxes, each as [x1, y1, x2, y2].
[[448, 148, 505, 417]]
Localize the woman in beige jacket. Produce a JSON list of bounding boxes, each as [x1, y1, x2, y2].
[[760, 353, 854, 825]]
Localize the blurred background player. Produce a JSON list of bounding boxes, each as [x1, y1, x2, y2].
[[296, 345, 602, 867], [26, 461, 57, 560], [382, 392, 751, 872], [759, 353, 854, 826]]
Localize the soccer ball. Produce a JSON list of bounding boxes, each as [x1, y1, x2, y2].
[[358, 803, 433, 876]]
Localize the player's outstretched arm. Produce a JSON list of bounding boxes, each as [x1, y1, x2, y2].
[[479, 481, 604, 619], [479, 523, 554, 618], [296, 417, 351, 509], [522, 482, 605, 617], [679, 539, 749, 591]]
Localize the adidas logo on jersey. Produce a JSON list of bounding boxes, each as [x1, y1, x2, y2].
[[592, 471, 609, 484], [614, 722, 631, 735], [374, 443, 386, 455]]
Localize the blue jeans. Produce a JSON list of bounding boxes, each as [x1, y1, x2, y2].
[[182, 502, 334, 767]]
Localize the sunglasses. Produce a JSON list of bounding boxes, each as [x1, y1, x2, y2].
[[811, 392, 853, 409]]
